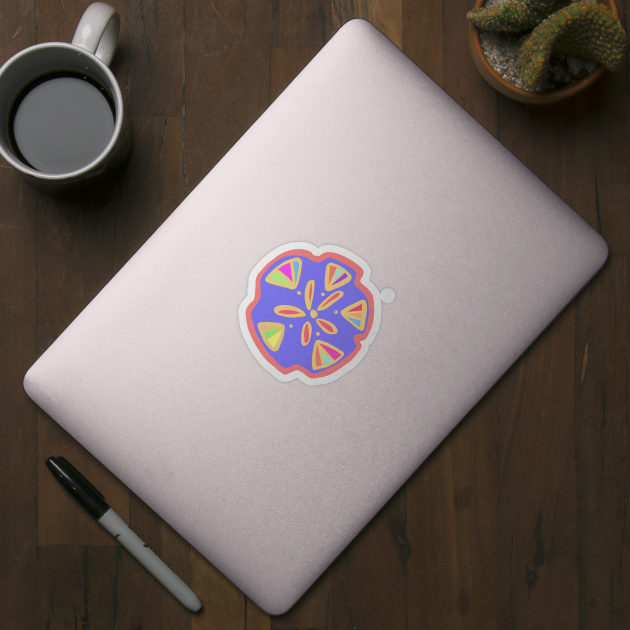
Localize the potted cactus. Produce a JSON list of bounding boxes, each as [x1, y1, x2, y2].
[[467, 0, 627, 103]]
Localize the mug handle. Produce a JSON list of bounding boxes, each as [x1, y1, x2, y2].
[[71, 2, 120, 67]]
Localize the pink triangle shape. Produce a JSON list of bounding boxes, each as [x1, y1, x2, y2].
[[322, 344, 341, 360], [279, 262, 292, 280]]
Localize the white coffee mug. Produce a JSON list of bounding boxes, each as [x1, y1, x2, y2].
[[0, 3, 132, 197]]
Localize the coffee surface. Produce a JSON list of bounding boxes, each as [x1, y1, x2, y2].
[[12, 74, 115, 174]]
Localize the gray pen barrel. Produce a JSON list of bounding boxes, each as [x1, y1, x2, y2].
[[98, 508, 202, 612]]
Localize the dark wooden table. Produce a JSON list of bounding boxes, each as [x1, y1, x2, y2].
[[1, 0, 628, 628]]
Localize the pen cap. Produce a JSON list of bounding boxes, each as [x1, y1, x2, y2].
[[46, 456, 110, 519]]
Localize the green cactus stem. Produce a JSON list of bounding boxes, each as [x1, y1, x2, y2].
[[516, 1, 627, 86], [467, 0, 568, 33]]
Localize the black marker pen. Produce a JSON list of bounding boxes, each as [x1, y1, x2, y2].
[[46, 456, 202, 612]]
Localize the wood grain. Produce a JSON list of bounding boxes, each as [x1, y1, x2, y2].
[[0, 144, 38, 630], [497, 304, 579, 629], [403, 0, 444, 87], [576, 256, 630, 630], [125, 0, 184, 117], [0, 4, 38, 629], [271, 0, 332, 46], [407, 393, 499, 629], [36, 545, 119, 630], [584, 71, 630, 254]]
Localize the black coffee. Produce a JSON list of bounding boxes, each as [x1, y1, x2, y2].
[[10, 73, 115, 174]]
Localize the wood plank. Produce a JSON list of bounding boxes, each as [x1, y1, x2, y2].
[[126, 0, 184, 116], [184, 0, 272, 192], [492, 64, 615, 630], [491, 30, 626, 628], [330, 486, 407, 630], [572, 0, 629, 253], [497, 305, 578, 628], [402, 0, 444, 88], [36, 545, 118, 630], [583, 71, 630, 254], [0, 139, 38, 630], [331, 0, 402, 48], [407, 393, 499, 629], [576, 256, 630, 629], [271, 0, 331, 46], [491, 59, 620, 629], [0, 4, 38, 629]]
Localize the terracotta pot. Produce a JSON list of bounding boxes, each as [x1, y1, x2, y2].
[[468, 0, 619, 103]]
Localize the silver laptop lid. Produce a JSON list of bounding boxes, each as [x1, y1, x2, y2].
[[24, 19, 607, 614]]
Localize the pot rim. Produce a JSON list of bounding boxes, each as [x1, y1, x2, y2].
[[468, 0, 618, 103]]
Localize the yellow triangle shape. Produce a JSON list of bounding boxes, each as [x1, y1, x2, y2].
[[257, 322, 285, 352], [312, 340, 344, 370], [341, 300, 367, 331], [325, 262, 352, 291], [265, 258, 302, 290]]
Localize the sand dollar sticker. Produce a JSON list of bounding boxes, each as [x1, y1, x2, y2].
[[239, 243, 395, 385]]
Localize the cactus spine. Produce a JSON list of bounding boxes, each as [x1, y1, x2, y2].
[[467, 0, 568, 33], [516, 1, 627, 85]]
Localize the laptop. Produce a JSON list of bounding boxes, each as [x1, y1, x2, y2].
[[23, 19, 608, 614]]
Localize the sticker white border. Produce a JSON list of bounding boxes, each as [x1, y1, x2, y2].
[[238, 242, 386, 386]]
